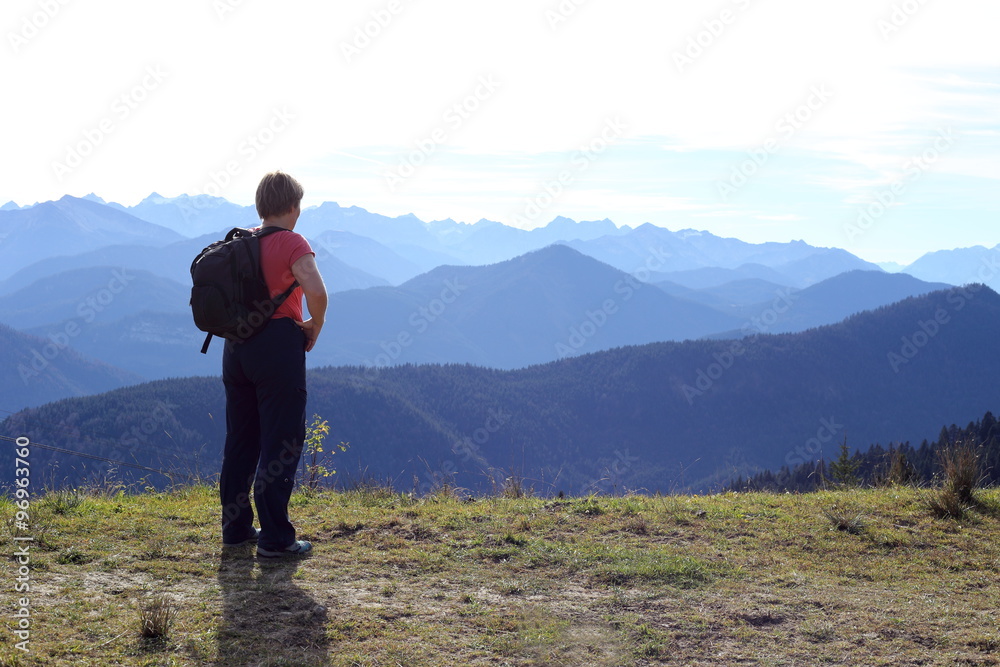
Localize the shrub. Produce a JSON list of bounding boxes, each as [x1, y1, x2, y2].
[[926, 440, 982, 519], [938, 440, 981, 504]]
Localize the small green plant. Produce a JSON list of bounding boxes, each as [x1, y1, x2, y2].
[[829, 437, 861, 488], [41, 488, 86, 515], [138, 593, 176, 639], [303, 414, 348, 490]]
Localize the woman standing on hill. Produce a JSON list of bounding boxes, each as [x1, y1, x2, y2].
[[219, 171, 327, 558]]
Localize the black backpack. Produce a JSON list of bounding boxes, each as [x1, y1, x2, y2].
[[190, 226, 299, 353]]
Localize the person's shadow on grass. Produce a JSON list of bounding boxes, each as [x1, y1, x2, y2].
[[215, 548, 329, 666]]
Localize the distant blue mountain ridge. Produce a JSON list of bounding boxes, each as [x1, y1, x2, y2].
[[5, 192, 994, 289], [0, 192, 994, 411]]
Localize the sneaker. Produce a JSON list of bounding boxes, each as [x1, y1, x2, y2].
[[223, 527, 259, 547], [257, 540, 313, 558]]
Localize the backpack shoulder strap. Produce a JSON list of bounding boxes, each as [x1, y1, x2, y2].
[[254, 226, 301, 295], [253, 225, 290, 238]]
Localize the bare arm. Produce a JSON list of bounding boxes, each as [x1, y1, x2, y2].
[[291, 253, 328, 352]]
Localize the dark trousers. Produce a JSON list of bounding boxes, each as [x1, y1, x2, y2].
[[220, 317, 307, 550]]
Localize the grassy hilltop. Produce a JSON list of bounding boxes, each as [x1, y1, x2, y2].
[[2, 484, 1000, 666]]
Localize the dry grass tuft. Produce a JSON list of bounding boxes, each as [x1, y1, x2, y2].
[[927, 440, 982, 518], [138, 593, 177, 639], [821, 507, 866, 534]]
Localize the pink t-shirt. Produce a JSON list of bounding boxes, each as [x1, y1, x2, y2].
[[256, 227, 314, 321]]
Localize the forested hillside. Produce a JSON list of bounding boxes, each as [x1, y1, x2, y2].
[[0, 323, 143, 412], [726, 410, 1000, 492], [3, 285, 999, 494]]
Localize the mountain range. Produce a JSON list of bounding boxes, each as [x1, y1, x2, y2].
[[0, 196, 182, 281], [1, 192, 992, 281], [2, 191, 999, 496], [4, 286, 998, 494], [0, 193, 995, 413], [1, 247, 952, 387], [0, 323, 143, 412]]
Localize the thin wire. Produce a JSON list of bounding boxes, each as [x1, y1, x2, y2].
[[0, 408, 215, 468], [0, 434, 196, 480]]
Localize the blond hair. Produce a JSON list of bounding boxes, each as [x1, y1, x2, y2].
[[255, 171, 304, 220]]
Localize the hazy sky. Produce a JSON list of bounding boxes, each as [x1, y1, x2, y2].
[[3, 0, 998, 263]]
